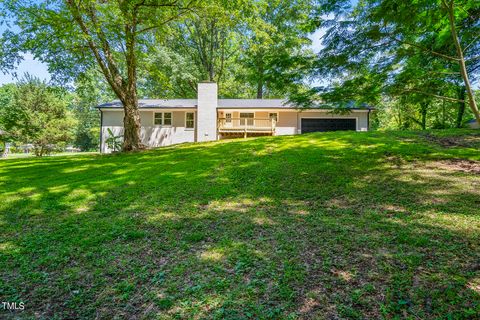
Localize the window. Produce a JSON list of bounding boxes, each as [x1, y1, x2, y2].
[[240, 112, 254, 126], [185, 112, 195, 129], [154, 112, 163, 125], [269, 113, 278, 122], [164, 112, 172, 125], [225, 113, 232, 123], [154, 112, 172, 126], [240, 112, 254, 118]]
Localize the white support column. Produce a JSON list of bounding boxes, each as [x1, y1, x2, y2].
[[197, 82, 218, 142]]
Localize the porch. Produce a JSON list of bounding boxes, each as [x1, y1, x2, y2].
[[217, 118, 276, 138]]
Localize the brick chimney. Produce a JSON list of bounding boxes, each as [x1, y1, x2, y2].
[[197, 82, 218, 142]]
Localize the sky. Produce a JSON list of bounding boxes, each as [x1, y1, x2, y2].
[[0, 53, 51, 85], [0, 21, 51, 84]]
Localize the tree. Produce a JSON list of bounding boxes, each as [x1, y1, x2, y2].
[[142, 0, 243, 98], [142, 0, 316, 99], [70, 71, 113, 151], [0, 84, 17, 156], [1, 0, 196, 151], [240, 0, 316, 98], [443, 0, 480, 124], [306, 0, 480, 124], [2, 76, 76, 156], [175, 1, 240, 83]]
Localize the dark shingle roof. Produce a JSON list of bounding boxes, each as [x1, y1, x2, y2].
[[218, 99, 291, 108], [98, 99, 197, 109], [97, 99, 373, 110], [98, 99, 293, 109]]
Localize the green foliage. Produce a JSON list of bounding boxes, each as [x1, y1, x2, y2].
[[69, 71, 112, 151], [303, 0, 480, 129], [0, 83, 16, 144], [140, 0, 316, 99], [1, 75, 76, 156], [1, 0, 200, 150], [105, 128, 123, 152], [238, 0, 316, 98]]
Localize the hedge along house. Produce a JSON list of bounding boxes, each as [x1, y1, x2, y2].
[[98, 82, 373, 153]]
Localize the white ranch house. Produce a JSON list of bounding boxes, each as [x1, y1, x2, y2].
[[98, 82, 372, 153]]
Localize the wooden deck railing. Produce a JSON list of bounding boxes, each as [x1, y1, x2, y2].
[[217, 118, 276, 137]]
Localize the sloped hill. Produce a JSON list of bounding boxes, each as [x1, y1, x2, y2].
[[1, 130, 479, 319]]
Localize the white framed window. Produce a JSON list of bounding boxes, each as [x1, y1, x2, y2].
[[154, 112, 162, 125], [164, 112, 172, 125], [224, 112, 233, 128], [269, 112, 278, 122], [239, 112, 254, 118], [185, 112, 195, 129], [240, 112, 254, 126], [154, 112, 172, 126]]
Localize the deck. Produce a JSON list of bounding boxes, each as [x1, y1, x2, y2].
[[217, 118, 276, 138]]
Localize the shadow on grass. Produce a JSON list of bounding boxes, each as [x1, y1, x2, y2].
[[0, 130, 479, 319]]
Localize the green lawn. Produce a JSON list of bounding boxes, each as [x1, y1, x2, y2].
[[1, 130, 479, 319], [1, 152, 97, 160]]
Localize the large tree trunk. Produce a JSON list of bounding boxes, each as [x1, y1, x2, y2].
[[256, 55, 264, 99], [446, 1, 480, 125], [442, 100, 446, 128], [123, 18, 144, 152], [256, 78, 264, 99], [456, 86, 466, 128], [1, 141, 7, 158], [67, 0, 144, 152], [420, 102, 428, 130], [122, 94, 143, 152]]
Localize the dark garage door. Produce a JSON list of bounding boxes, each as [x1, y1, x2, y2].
[[301, 118, 356, 133]]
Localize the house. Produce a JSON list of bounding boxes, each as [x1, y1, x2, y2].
[[98, 82, 372, 153]]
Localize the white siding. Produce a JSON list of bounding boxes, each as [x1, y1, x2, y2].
[[275, 111, 297, 135], [101, 110, 196, 153]]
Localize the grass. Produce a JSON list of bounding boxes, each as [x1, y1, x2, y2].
[[0, 129, 479, 319], [1, 152, 97, 159]]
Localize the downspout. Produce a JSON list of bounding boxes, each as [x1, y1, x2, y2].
[[367, 108, 371, 131], [296, 111, 299, 134], [99, 109, 103, 153]]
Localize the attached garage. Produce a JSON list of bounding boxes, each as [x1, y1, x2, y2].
[[301, 118, 357, 133]]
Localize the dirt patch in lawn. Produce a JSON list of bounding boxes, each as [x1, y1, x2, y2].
[[423, 133, 480, 148], [434, 159, 480, 175]]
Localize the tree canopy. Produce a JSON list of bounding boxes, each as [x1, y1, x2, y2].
[[296, 0, 480, 128], [1, 75, 76, 156], [1, 0, 318, 150], [1, 0, 479, 143], [1, 0, 197, 151]]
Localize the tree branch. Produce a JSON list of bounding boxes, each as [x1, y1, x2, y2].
[[390, 37, 460, 61], [400, 89, 465, 103], [136, 0, 197, 34], [466, 55, 480, 62], [463, 34, 480, 53], [65, 0, 120, 96]]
